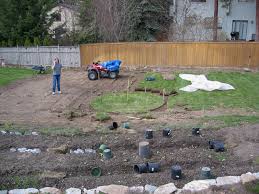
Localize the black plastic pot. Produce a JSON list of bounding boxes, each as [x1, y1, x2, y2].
[[214, 142, 225, 152], [145, 129, 153, 139], [108, 122, 118, 130], [192, 128, 200, 135], [147, 162, 161, 173], [163, 128, 172, 137], [209, 140, 224, 152], [171, 165, 182, 180], [134, 163, 148, 174], [139, 141, 151, 158]]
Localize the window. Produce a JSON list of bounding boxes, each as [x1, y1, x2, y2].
[[238, 0, 248, 2], [232, 20, 248, 40]]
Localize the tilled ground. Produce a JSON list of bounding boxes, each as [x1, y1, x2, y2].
[[0, 124, 258, 190]]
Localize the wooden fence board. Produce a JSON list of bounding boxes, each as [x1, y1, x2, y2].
[[80, 42, 259, 69]]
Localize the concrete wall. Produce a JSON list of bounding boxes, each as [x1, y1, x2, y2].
[[0, 46, 80, 67]]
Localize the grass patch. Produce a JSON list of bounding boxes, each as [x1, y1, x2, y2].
[[39, 127, 83, 136], [245, 182, 259, 194], [95, 112, 111, 121], [168, 72, 259, 111], [138, 72, 176, 93], [200, 115, 259, 129], [0, 176, 40, 190], [254, 156, 259, 165], [91, 92, 164, 113], [0, 67, 36, 86], [213, 152, 227, 162]]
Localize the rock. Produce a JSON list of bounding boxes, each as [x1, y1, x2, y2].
[[40, 187, 62, 194], [216, 176, 241, 186], [129, 186, 144, 194], [73, 148, 85, 154], [243, 68, 251, 72], [144, 184, 157, 194], [97, 184, 129, 194], [240, 173, 257, 184], [85, 189, 97, 194], [24, 188, 39, 194], [16, 148, 41, 154], [47, 145, 68, 154], [182, 180, 216, 192], [82, 188, 88, 194], [0, 191, 7, 194], [8, 189, 26, 194], [65, 188, 81, 194], [154, 183, 177, 194], [253, 172, 259, 179], [14, 132, 22, 135], [32, 132, 39, 136], [10, 148, 16, 152], [17, 148, 27, 153], [176, 188, 214, 194]]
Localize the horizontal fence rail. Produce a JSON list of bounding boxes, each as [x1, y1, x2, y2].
[[80, 42, 259, 69], [0, 46, 80, 67]]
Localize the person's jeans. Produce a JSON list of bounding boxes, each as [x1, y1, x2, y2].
[[52, 74, 61, 92]]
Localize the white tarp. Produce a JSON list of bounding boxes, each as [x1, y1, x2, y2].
[[179, 74, 235, 92]]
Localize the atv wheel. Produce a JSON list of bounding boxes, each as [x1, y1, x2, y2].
[[109, 71, 118, 79], [88, 71, 98, 80]]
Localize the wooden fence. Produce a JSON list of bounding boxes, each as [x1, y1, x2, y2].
[[80, 42, 259, 69]]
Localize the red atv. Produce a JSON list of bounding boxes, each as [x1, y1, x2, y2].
[[87, 60, 121, 80]]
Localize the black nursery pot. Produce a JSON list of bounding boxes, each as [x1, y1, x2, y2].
[[145, 129, 153, 139], [171, 165, 182, 180], [192, 128, 200, 135], [134, 163, 148, 174], [163, 128, 172, 137], [147, 162, 161, 173]]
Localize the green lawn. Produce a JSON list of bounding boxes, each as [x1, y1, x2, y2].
[[168, 72, 259, 111], [0, 67, 35, 86], [91, 92, 164, 113], [138, 72, 176, 93]]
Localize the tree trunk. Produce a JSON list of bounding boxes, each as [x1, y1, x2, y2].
[[213, 0, 218, 41], [256, 0, 259, 41]]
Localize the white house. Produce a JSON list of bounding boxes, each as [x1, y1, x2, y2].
[[48, 3, 79, 38], [170, 0, 257, 41]]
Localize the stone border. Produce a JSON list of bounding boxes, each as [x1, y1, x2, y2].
[[2, 172, 258, 194]]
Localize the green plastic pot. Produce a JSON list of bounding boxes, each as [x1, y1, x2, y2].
[[91, 167, 102, 177], [99, 144, 108, 153]]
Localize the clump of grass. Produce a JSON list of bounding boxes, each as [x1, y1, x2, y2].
[[254, 156, 259, 165], [64, 109, 87, 121], [213, 152, 227, 162], [39, 127, 83, 136], [0, 176, 40, 190], [245, 182, 259, 194], [95, 112, 111, 121], [201, 115, 259, 129]]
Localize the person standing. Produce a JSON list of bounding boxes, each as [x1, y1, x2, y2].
[[52, 57, 62, 95]]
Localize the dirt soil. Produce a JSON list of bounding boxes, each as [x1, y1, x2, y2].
[[0, 69, 258, 190]]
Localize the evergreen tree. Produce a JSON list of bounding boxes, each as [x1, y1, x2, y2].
[[0, 0, 56, 44], [43, 36, 53, 46], [33, 37, 41, 46], [24, 37, 32, 47], [7, 39, 14, 47]]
